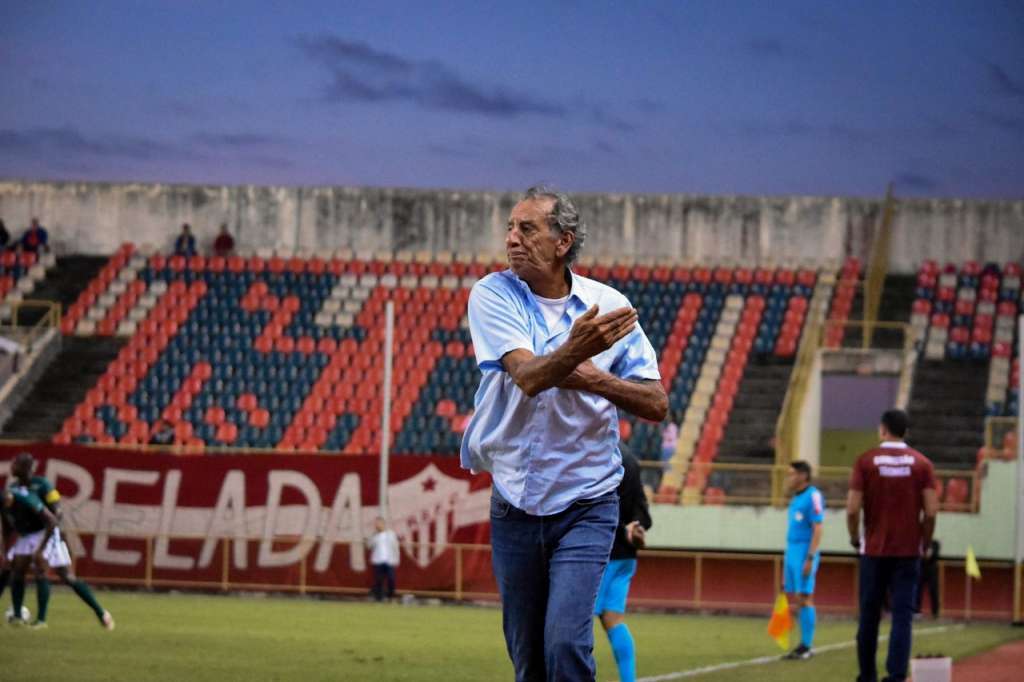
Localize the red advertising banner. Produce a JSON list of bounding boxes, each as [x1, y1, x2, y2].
[[0, 444, 495, 596]]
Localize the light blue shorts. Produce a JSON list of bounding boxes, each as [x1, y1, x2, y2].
[[783, 543, 820, 595], [594, 558, 637, 615]]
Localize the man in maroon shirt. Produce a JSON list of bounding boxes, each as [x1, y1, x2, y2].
[[846, 409, 939, 682], [213, 223, 235, 257]]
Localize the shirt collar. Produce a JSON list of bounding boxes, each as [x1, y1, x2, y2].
[[879, 441, 908, 448], [506, 268, 594, 308]]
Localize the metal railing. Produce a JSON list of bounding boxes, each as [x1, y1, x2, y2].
[[0, 299, 61, 353], [640, 460, 982, 513], [983, 416, 1017, 454], [861, 185, 896, 348], [820, 319, 913, 353], [56, 531, 1019, 620], [773, 279, 832, 501]]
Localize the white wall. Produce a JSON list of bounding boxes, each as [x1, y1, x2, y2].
[[1, 180, 1021, 271]]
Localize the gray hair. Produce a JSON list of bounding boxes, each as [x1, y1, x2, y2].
[[523, 185, 586, 265]]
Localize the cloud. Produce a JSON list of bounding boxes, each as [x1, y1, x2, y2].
[[734, 118, 964, 146], [893, 171, 940, 192], [827, 123, 876, 145], [0, 127, 201, 161], [190, 132, 288, 149], [592, 138, 619, 155], [587, 108, 638, 134], [295, 35, 566, 119], [0, 128, 296, 171], [737, 119, 814, 139], [634, 97, 665, 113], [425, 142, 480, 160], [744, 37, 803, 60], [984, 61, 1024, 97], [973, 109, 1024, 135], [239, 154, 295, 169]]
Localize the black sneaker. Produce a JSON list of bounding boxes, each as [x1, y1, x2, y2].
[[782, 644, 813, 660]]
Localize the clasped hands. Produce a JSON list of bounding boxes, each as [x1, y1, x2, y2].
[[558, 305, 637, 392]]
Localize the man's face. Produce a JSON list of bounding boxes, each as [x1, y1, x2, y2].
[[505, 198, 571, 279], [12, 457, 34, 481], [785, 467, 803, 493], [375, 518, 386, 532]]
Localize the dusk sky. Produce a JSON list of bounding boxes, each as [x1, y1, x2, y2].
[[1, 1, 1022, 199]]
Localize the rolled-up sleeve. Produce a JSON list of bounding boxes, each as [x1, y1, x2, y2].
[[468, 281, 533, 371]]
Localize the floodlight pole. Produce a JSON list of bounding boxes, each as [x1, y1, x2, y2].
[[379, 300, 394, 521]]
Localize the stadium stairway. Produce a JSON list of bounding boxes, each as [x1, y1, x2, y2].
[[32, 255, 111, 311], [2, 336, 125, 440], [874, 273, 917, 347], [716, 362, 792, 463], [837, 273, 915, 349], [905, 360, 987, 469]]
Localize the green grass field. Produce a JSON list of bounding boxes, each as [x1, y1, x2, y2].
[[3, 588, 1021, 681]]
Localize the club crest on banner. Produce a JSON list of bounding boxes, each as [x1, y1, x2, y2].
[[387, 464, 470, 568]]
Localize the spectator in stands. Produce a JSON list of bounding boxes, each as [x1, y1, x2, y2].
[[660, 417, 678, 463], [19, 217, 49, 254], [847, 409, 938, 682], [0, 219, 9, 250], [594, 445, 652, 682], [212, 223, 235, 257], [149, 419, 174, 446], [914, 539, 941, 618], [461, 185, 666, 681], [174, 223, 197, 257], [367, 516, 400, 602], [1000, 429, 1017, 461]]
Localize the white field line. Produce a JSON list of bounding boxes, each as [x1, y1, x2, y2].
[[633, 623, 964, 681]]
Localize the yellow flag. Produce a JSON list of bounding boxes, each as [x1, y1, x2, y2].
[[966, 545, 981, 580], [767, 593, 793, 650]]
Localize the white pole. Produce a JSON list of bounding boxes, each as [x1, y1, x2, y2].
[[379, 300, 394, 520]]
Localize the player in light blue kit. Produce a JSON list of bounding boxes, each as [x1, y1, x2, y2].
[[782, 460, 824, 660]]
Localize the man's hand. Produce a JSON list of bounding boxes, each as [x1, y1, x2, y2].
[[802, 556, 813, 577], [566, 305, 637, 359], [558, 359, 604, 392], [625, 521, 646, 549]]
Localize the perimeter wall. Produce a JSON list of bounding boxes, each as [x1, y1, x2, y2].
[[1, 181, 1022, 273]]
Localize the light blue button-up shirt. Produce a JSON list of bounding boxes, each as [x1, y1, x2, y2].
[[460, 269, 660, 515]]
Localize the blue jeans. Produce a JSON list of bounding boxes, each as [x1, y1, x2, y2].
[[490, 490, 618, 682], [857, 556, 920, 682]]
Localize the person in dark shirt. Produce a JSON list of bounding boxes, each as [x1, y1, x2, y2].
[[149, 419, 175, 445], [212, 223, 235, 257], [4, 452, 114, 629], [20, 217, 49, 254], [0, 219, 10, 250], [847, 409, 939, 682], [914, 539, 941, 618], [174, 223, 197, 257], [594, 446, 652, 682]]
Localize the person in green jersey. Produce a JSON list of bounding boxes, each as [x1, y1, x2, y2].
[[5, 452, 113, 629]]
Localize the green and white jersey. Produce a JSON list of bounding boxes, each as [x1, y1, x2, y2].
[[26, 475, 61, 511], [3, 487, 47, 535]]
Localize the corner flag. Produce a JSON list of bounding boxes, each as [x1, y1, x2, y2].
[[767, 593, 793, 650], [966, 545, 982, 580]]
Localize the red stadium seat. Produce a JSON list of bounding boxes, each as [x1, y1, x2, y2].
[[204, 407, 226, 426], [703, 487, 726, 505]]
